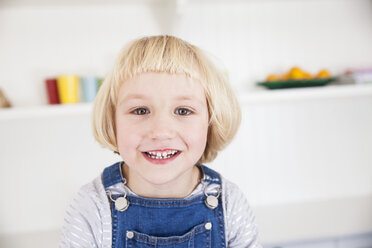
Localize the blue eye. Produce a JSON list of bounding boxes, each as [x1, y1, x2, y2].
[[132, 108, 149, 115], [175, 108, 192, 116]]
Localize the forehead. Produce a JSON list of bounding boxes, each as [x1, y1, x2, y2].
[[117, 72, 206, 103]]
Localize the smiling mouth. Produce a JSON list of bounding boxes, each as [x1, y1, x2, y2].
[[143, 150, 180, 160]]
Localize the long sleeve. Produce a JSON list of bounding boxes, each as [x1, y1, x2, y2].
[[223, 178, 262, 248], [60, 177, 112, 248]]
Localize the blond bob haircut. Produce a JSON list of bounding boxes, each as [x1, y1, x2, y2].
[[92, 35, 241, 164]]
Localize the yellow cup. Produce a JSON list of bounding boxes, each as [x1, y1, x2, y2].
[[57, 75, 79, 104]]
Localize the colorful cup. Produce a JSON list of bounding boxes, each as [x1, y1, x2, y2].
[[45, 78, 60, 104], [80, 76, 99, 102], [57, 75, 79, 104], [98, 78, 104, 89]]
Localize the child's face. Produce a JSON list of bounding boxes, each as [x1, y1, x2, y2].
[[115, 72, 209, 190]]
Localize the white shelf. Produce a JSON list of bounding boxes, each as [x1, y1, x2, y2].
[[1, 84, 371, 121], [0, 0, 191, 7], [0, 103, 93, 121], [239, 84, 372, 105]]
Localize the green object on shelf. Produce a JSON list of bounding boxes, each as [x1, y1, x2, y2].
[[257, 77, 337, 90], [98, 78, 104, 89]]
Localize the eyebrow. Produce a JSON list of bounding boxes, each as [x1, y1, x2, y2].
[[119, 94, 204, 106], [121, 94, 147, 101]]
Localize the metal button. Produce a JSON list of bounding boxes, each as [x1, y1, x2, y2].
[[126, 231, 134, 239], [205, 222, 212, 230], [115, 197, 129, 212], [205, 195, 218, 209]]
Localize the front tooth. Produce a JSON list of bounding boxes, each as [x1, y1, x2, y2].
[[146, 150, 178, 159]]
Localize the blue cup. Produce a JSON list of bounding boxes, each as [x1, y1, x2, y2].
[[80, 76, 99, 102]]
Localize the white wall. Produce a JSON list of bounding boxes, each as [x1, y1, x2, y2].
[[217, 95, 372, 206], [0, 93, 371, 245], [0, 0, 372, 106], [0, 108, 119, 235]]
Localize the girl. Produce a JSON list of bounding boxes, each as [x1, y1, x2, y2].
[[61, 35, 261, 248]]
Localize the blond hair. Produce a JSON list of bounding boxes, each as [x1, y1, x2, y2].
[[92, 35, 241, 164]]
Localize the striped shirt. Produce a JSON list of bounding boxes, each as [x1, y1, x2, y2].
[[60, 174, 262, 248]]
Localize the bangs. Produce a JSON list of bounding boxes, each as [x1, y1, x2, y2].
[[115, 36, 204, 86]]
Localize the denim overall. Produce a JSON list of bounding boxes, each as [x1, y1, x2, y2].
[[102, 162, 226, 248]]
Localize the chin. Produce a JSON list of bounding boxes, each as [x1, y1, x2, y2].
[[142, 172, 176, 186]]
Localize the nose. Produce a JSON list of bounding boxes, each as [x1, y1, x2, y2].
[[147, 113, 176, 140]]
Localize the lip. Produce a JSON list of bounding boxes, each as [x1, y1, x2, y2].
[[144, 148, 179, 152], [142, 151, 181, 165]]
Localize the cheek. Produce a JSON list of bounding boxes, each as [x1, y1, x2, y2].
[[116, 123, 140, 151], [185, 121, 209, 151], [116, 130, 143, 164]]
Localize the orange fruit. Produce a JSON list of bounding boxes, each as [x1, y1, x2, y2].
[[317, 69, 331, 78], [289, 67, 305, 79], [266, 74, 279, 82], [280, 72, 291, 80], [303, 72, 313, 79]]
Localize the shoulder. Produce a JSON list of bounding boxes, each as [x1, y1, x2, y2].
[[220, 176, 253, 220], [72, 176, 110, 216], [220, 176, 262, 248], [81, 176, 108, 205], [60, 176, 112, 248], [221, 176, 243, 198]]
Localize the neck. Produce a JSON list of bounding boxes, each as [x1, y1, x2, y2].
[[122, 164, 201, 199]]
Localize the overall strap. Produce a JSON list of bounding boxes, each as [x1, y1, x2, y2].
[[199, 164, 222, 185], [102, 161, 125, 188]]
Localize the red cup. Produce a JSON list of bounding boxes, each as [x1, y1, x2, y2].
[[45, 78, 60, 104]]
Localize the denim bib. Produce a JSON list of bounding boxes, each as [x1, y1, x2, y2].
[[102, 162, 226, 248]]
